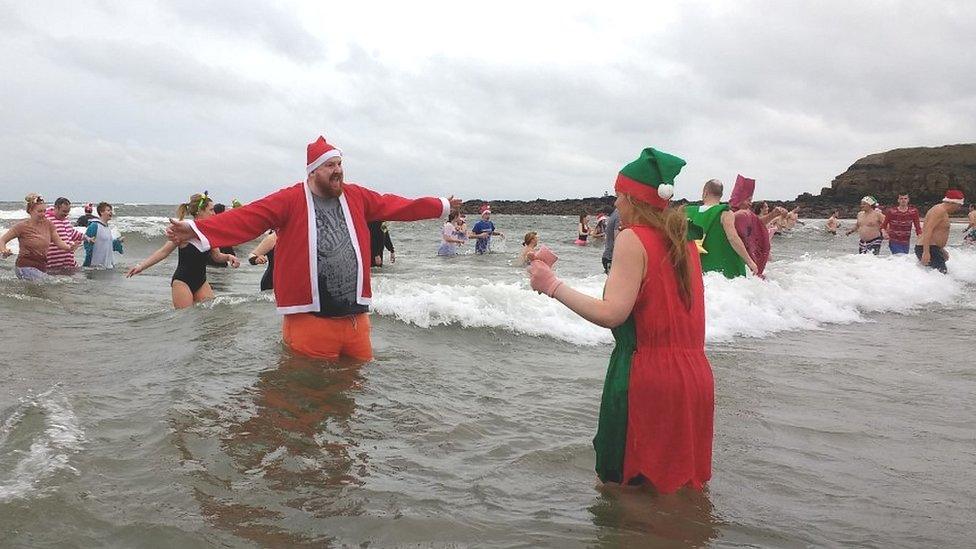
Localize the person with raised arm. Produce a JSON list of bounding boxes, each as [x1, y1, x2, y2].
[[527, 147, 713, 494], [164, 135, 461, 360]]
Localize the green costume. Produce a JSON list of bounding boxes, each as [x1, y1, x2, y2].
[[684, 203, 746, 279], [593, 315, 636, 483]]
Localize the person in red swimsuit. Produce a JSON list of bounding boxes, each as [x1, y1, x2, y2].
[[527, 147, 714, 494]]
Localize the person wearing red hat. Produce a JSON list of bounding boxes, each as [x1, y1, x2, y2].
[[527, 147, 713, 494], [916, 189, 965, 273], [164, 135, 461, 360]]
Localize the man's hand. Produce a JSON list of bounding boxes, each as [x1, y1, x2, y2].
[[447, 196, 463, 210], [390, 251, 396, 263], [165, 218, 195, 244]]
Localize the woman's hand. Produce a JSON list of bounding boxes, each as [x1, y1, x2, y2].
[[1, 246, 11, 258], [227, 255, 241, 268], [126, 264, 144, 277], [528, 260, 563, 297]]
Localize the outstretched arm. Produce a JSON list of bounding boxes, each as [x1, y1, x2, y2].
[[50, 224, 79, 251], [126, 241, 178, 277], [210, 248, 240, 268], [361, 185, 461, 222], [0, 227, 16, 257]]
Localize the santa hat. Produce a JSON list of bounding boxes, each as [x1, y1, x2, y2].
[[306, 136, 342, 174], [943, 189, 965, 205], [84, 202, 94, 213], [480, 203, 491, 215], [729, 175, 756, 209], [861, 195, 878, 207], [614, 147, 686, 210]]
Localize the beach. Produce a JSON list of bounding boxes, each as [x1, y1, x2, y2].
[[2, 204, 975, 547]]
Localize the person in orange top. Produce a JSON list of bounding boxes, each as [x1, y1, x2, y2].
[[527, 147, 713, 493]]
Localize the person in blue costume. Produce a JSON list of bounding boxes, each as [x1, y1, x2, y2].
[[469, 205, 503, 254]]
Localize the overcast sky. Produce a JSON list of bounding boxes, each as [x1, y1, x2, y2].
[[2, 1, 974, 204]]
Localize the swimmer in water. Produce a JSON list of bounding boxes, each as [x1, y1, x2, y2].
[[575, 213, 590, 246], [826, 210, 841, 234], [126, 192, 240, 309], [519, 231, 539, 265]]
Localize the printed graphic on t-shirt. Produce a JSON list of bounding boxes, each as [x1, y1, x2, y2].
[[312, 195, 361, 313]]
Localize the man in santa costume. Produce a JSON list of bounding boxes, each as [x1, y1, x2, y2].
[[165, 135, 462, 360]]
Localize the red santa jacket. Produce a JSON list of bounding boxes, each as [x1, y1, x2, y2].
[[187, 181, 449, 314]]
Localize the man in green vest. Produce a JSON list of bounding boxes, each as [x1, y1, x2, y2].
[[685, 179, 757, 278]]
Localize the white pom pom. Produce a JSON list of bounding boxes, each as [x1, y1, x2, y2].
[[657, 184, 674, 200]]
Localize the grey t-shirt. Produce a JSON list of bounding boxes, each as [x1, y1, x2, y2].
[[311, 194, 368, 317], [602, 209, 620, 260]]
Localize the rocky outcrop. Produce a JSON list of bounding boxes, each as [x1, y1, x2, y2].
[[822, 144, 976, 202], [459, 145, 976, 218]]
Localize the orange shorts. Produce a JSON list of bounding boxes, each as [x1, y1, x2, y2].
[[282, 313, 373, 361]]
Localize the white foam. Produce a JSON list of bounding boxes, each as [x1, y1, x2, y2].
[[0, 388, 85, 502], [371, 248, 976, 346]]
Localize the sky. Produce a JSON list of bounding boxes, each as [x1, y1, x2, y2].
[[1, 1, 974, 204]]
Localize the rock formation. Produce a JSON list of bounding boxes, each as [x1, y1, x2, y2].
[[822, 144, 976, 202]]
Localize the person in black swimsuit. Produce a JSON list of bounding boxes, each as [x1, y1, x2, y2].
[[126, 193, 240, 309], [248, 231, 277, 291]]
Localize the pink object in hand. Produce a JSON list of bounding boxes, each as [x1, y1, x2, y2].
[[534, 245, 558, 267], [528, 260, 563, 297]]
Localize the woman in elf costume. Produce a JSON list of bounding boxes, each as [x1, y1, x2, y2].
[[527, 147, 713, 493]]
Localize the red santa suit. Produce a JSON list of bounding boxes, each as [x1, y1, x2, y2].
[[182, 136, 449, 359]]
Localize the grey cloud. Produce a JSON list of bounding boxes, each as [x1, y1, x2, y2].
[[46, 37, 273, 104], [165, 0, 326, 65]]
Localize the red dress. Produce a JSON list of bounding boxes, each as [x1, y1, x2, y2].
[[622, 226, 714, 493]]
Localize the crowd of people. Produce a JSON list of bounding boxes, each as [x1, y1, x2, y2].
[[1, 135, 970, 498]]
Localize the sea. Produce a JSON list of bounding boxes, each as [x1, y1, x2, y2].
[[1, 202, 974, 548]]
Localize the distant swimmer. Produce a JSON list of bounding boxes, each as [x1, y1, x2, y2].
[[916, 190, 965, 274], [826, 210, 841, 234], [470, 205, 503, 254], [164, 134, 461, 361], [600, 208, 620, 274], [75, 203, 97, 227], [437, 211, 466, 257], [519, 231, 539, 265], [880, 192, 921, 255], [527, 146, 713, 493], [591, 210, 608, 239], [368, 220, 395, 267], [249, 231, 276, 291], [846, 196, 885, 255], [207, 203, 237, 267], [575, 213, 590, 245], [1, 194, 82, 280], [82, 202, 124, 269], [685, 178, 758, 278], [45, 197, 85, 273], [126, 193, 240, 309], [962, 203, 976, 244]]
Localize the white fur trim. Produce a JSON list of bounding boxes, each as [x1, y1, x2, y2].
[[185, 219, 211, 252], [306, 149, 342, 174], [439, 197, 451, 218], [943, 198, 964, 204], [657, 184, 674, 200]]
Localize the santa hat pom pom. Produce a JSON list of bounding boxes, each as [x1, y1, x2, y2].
[[657, 184, 674, 200]]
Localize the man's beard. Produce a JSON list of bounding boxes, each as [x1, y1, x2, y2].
[[317, 173, 344, 198]]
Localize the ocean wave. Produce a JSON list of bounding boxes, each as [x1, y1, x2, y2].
[[371, 248, 976, 345], [0, 387, 85, 502]]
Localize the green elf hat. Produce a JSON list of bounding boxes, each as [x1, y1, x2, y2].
[[613, 147, 686, 210]]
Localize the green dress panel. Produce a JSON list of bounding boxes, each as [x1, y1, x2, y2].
[[684, 203, 746, 279], [593, 314, 636, 483]]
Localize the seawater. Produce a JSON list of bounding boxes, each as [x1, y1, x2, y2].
[[1, 203, 974, 547]]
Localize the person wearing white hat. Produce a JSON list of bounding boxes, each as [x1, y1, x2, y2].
[[845, 195, 885, 255], [917, 189, 965, 273]]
